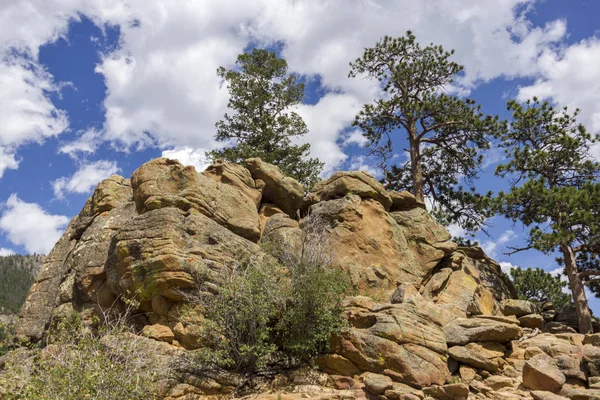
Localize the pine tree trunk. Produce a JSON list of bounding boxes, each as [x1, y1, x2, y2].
[[561, 244, 593, 333], [409, 126, 424, 203]]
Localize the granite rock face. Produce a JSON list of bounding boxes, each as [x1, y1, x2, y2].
[[20, 158, 600, 399]]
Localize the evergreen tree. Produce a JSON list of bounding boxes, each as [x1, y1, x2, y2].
[[510, 267, 571, 309], [349, 31, 504, 233], [208, 48, 323, 188], [0, 254, 43, 314], [495, 97, 600, 333]]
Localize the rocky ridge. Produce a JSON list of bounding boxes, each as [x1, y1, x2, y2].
[[4, 158, 600, 399]]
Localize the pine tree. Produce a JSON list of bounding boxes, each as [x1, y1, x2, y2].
[[510, 267, 571, 310], [495, 97, 600, 333], [349, 31, 504, 233], [208, 48, 323, 188]]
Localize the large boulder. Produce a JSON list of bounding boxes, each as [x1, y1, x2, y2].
[[523, 353, 566, 392], [245, 158, 304, 218], [448, 342, 507, 372], [13, 157, 542, 399], [501, 299, 538, 317], [332, 299, 450, 388], [444, 318, 523, 346], [307, 171, 393, 210], [203, 160, 263, 208], [132, 158, 261, 242], [421, 249, 512, 318], [309, 195, 425, 294]]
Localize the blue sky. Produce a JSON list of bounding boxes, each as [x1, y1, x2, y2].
[[1, 0, 600, 312]]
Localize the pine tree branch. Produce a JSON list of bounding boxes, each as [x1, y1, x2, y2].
[[503, 245, 534, 256]]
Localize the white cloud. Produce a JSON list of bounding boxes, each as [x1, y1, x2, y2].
[[0, 149, 19, 179], [447, 223, 467, 238], [25, 0, 568, 173], [0, 248, 15, 257], [549, 267, 571, 295], [5, 0, 599, 176], [58, 128, 103, 158], [343, 130, 369, 147], [518, 37, 600, 136], [0, 57, 68, 148], [52, 160, 119, 199], [296, 93, 363, 173], [347, 155, 381, 178], [499, 261, 520, 275], [482, 229, 517, 258], [0, 194, 69, 254], [162, 147, 210, 172]]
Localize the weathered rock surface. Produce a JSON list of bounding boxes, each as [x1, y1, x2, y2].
[[502, 299, 538, 317], [444, 318, 523, 346], [334, 299, 450, 388], [523, 354, 566, 392], [448, 342, 507, 372], [307, 170, 393, 210], [18, 157, 600, 399]]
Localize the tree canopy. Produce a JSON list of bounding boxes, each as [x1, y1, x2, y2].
[[510, 267, 571, 310], [495, 98, 600, 333], [208, 48, 323, 188], [349, 31, 504, 233]]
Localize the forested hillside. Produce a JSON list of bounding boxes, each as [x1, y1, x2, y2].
[[0, 255, 43, 315]]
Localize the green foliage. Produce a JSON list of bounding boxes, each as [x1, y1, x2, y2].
[[510, 267, 571, 309], [452, 237, 479, 247], [495, 98, 600, 253], [0, 322, 14, 356], [349, 31, 504, 233], [275, 254, 350, 360], [199, 220, 351, 372], [495, 97, 600, 332], [0, 254, 42, 314], [199, 256, 287, 371], [208, 48, 323, 188], [2, 311, 158, 400]]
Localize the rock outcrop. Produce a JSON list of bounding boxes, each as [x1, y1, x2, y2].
[[6, 158, 599, 400]]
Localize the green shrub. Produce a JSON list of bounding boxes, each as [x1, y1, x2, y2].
[[2, 310, 158, 400], [199, 216, 351, 372], [0, 322, 14, 356], [276, 258, 350, 360], [200, 256, 287, 371]]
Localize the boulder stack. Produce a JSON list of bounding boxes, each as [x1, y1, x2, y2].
[[6, 158, 600, 400]]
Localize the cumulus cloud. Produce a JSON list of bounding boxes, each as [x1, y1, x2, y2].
[[482, 229, 518, 258], [27, 0, 570, 173], [58, 128, 103, 158], [499, 261, 520, 275], [0, 194, 69, 254], [347, 155, 381, 178], [162, 147, 210, 172], [5, 0, 599, 177], [517, 36, 600, 155], [0, 149, 19, 179], [52, 160, 119, 199], [549, 267, 571, 295], [0, 248, 15, 256], [0, 57, 68, 148], [447, 224, 467, 239]]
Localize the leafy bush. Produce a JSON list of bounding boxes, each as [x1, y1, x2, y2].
[[0, 322, 14, 356], [1, 310, 159, 400], [199, 216, 351, 372], [200, 256, 287, 371]]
